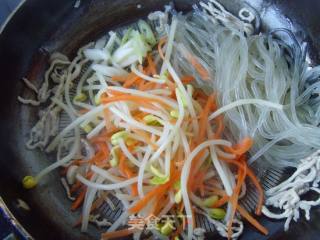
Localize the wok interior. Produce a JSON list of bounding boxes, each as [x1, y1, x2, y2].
[[1, 0, 320, 239]]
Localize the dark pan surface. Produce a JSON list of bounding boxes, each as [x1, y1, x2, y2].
[[1, 0, 320, 239]]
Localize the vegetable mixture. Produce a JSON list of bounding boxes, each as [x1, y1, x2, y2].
[[18, 0, 320, 239]]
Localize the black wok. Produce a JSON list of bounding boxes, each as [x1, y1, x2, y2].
[[1, 0, 320, 239]]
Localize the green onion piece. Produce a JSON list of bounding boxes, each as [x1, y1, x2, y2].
[[174, 190, 182, 203], [138, 20, 157, 46], [160, 220, 174, 236], [187, 84, 194, 96], [73, 93, 87, 102], [110, 147, 119, 167], [203, 196, 219, 208], [159, 70, 169, 83], [131, 30, 150, 64], [125, 138, 137, 146], [143, 114, 162, 126], [80, 123, 93, 133], [150, 175, 169, 185], [94, 94, 101, 105], [111, 131, 129, 145], [110, 158, 118, 167], [176, 88, 187, 107], [209, 208, 226, 220], [150, 164, 167, 178], [121, 28, 133, 46], [170, 110, 179, 119], [173, 180, 181, 190]]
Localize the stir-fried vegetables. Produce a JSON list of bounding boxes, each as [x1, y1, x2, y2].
[[19, 15, 268, 238], [18, 0, 320, 239]]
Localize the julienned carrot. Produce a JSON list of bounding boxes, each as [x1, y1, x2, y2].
[[146, 54, 157, 76], [70, 170, 94, 193], [73, 195, 106, 227], [181, 49, 210, 80], [203, 186, 226, 197], [132, 111, 148, 121], [123, 74, 143, 88], [246, 167, 264, 215], [224, 137, 253, 155], [129, 170, 180, 214], [217, 157, 264, 215], [111, 75, 127, 82], [118, 153, 126, 175], [158, 37, 167, 60], [188, 55, 210, 80], [197, 94, 215, 144], [237, 205, 268, 235], [227, 159, 247, 239], [213, 115, 224, 139], [118, 153, 138, 197], [188, 149, 207, 190], [139, 81, 157, 91], [179, 201, 185, 214], [152, 195, 167, 216], [192, 163, 210, 194], [166, 75, 177, 92], [172, 222, 184, 239], [79, 108, 89, 114], [101, 94, 171, 109], [181, 75, 195, 84], [131, 129, 158, 150], [174, 145, 185, 170], [191, 206, 196, 226], [101, 228, 136, 240], [212, 194, 229, 208], [70, 180, 83, 194], [71, 188, 86, 211]]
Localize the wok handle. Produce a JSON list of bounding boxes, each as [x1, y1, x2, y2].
[[0, 197, 32, 240]]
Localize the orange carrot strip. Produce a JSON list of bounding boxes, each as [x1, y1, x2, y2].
[[71, 188, 86, 211], [218, 157, 264, 215], [204, 187, 226, 197], [227, 160, 247, 238], [213, 115, 224, 139], [186, 53, 210, 80], [79, 108, 89, 114], [73, 195, 106, 227], [131, 129, 158, 150], [101, 228, 136, 240], [197, 94, 215, 144], [181, 75, 195, 84], [172, 222, 184, 239], [118, 151, 138, 197], [70, 181, 83, 194], [147, 54, 157, 76], [212, 195, 229, 208], [224, 137, 254, 155], [139, 81, 157, 91], [111, 75, 127, 82], [246, 167, 264, 215], [152, 195, 167, 216], [123, 75, 142, 88], [101, 94, 171, 108], [158, 37, 167, 60], [237, 205, 268, 235], [129, 170, 180, 214], [189, 149, 207, 190], [70, 171, 94, 194]]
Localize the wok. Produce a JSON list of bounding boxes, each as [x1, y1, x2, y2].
[[1, 0, 320, 239]]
